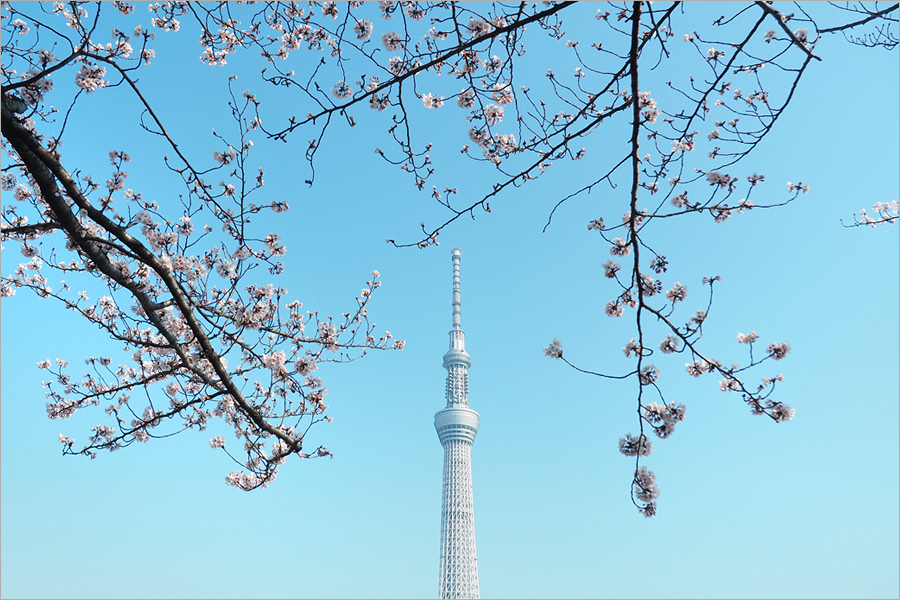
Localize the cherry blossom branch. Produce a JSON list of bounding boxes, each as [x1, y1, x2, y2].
[[755, 1, 823, 61], [819, 2, 898, 32]]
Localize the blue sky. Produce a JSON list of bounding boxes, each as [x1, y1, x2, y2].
[[1, 3, 898, 599]]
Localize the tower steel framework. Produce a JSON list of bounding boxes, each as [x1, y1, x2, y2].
[[435, 248, 480, 599]]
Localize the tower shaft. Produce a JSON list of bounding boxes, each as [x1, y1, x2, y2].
[[436, 248, 480, 599], [438, 437, 479, 598]]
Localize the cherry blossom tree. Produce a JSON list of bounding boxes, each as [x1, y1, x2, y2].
[[2, 1, 896, 514], [1, 0, 403, 491]]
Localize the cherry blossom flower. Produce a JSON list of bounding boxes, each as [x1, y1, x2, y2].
[[468, 17, 493, 38], [332, 81, 352, 99], [321, 1, 338, 18], [737, 331, 758, 344], [685, 361, 705, 377], [604, 301, 624, 317], [602, 260, 620, 278], [640, 273, 661, 296], [623, 338, 642, 357], [405, 3, 425, 20], [767, 341, 791, 360], [294, 356, 317, 375], [74, 64, 108, 93], [543, 338, 563, 359], [719, 377, 742, 392], [422, 93, 444, 108], [209, 435, 226, 449], [457, 89, 475, 109], [659, 335, 679, 354], [588, 218, 605, 231], [483, 103, 504, 125], [381, 31, 403, 51], [354, 18, 373, 40], [771, 403, 796, 422], [706, 171, 732, 188], [638, 91, 660, 122], [11, 18, 30, 35], [633, 466, 659, 502], [610, 237, 631, 256], [492, 82, 513, 105], [213, 148, 237, 164], [639, 365, 660, 385], [666, 282, 687, 302], [468, 127, 490, 147], [619, 433, 653, 456]]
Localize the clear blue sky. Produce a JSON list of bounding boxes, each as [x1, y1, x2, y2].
[[2, 3, 898, 599]]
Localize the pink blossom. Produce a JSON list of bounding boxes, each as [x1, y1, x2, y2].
[[640, 273, 661, 296], [771, 403, 796, 422], [492, 82, 513, 105], [483, 103, 504, 125], [381, 31, 403, 51], [354, 18, 374, 39], [659, 335, 679, 354], [213, 148, 237, 165], [604, 301, 624, 317], [639, 365, 659, 385], [666, 282, 687, 302], [209, 435, 226, 449], [623, 338, 642, 357], [261, 351, 288, 375], [610, 238, 631, 256], [543, 338, 563, 359], [602, 260, 620, 278], [767, 341, 790, 360], [74, 64, 108, 93], [737, 331, 758, 344], [588, 218, 605, 231], [618, 433, 653, 456], [332, 81, 352, 99], [294, 356, 317, 375], [685, 361, 704, 377], [422, 93, 444, 108], [468, 17, 493, 38], [322, 1, 338, 18], [457, 89, 475, 109], [706, 171, 732, 188], [633, 466, 659, 502]]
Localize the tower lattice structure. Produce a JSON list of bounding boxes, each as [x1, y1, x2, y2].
[[435, 248, 480, 599]]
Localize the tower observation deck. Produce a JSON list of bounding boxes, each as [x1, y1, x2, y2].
[[435, 248, 480, 599]]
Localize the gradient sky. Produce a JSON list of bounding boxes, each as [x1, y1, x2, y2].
[[2, 3, 898, 599]]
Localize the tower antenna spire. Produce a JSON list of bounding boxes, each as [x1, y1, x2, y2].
[[452, 247, 462, 330]]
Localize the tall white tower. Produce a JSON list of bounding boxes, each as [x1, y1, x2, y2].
[[435, 248, 480, 599]]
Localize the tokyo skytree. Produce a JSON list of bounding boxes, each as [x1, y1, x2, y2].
[[434, 248, 480, 599]]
